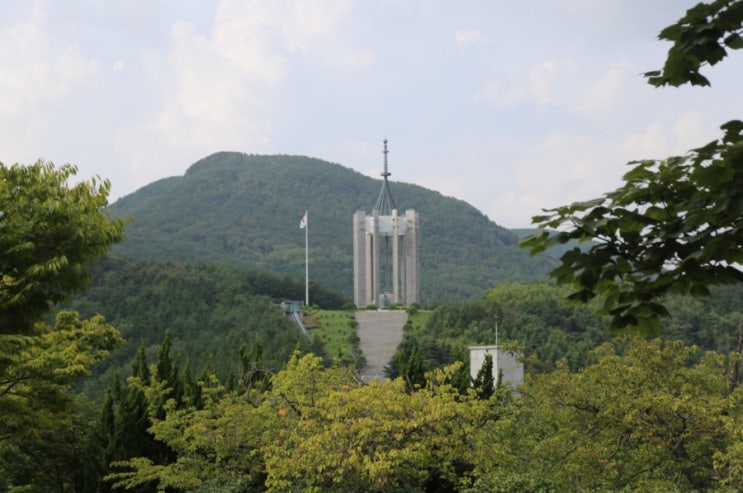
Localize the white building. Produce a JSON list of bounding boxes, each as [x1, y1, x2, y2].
[[469, 345, 524, 389]]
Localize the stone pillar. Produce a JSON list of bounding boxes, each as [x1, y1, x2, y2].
[[371, 210, 380, 307], [353, 210, 367, 308], [392, 209, 400, 304], [403, 209, 420, 305]]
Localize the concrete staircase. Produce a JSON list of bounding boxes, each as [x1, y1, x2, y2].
[[355, 310, 408, 381]]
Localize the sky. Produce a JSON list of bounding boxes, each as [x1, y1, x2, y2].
[[1, 1, 740, 228]]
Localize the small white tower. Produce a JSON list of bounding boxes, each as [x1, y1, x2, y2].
[[469, 345, 524, 389]]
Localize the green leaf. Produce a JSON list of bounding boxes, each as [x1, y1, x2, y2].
[[567, 288, 594, 303], [689, 283, 711, 297], [724, 33, 743, 49], [721, 119, 743, 138], [637, 315, 662, 337], [658, 23, 683, 42], [550, 264, 577, 285]]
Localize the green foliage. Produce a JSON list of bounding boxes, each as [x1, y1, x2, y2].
[[387, 332, 466, 389], [0, 160, 126, 489], [0, 313, 123, 490], [64, 258, 315, 396], [523, 1, 743, 333], [102, 338, 743, 492], [391, 337, 427, 392], [488, 337, 743, 492], [309, 309, 364, 367], [0, 161, 126, 334], [108, 152, 555, 304], [108, 354, 488, 492], [409, 282, 743, 375], [644, 0, 743, 87], [661, 283, 743, 355], [473, 354, 494, 399], [238, 341, 272, 393], [414, 283, 609, 373], [1, 397, 105, 492], [523, 120, 743, 334]]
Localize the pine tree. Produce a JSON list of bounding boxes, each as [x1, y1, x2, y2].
[[474, 354, 495, 399], [183, 361, 203, 409], [240, 342, 271, 393]]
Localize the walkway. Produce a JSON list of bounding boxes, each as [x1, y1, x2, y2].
[[355, 310, 408, 381]]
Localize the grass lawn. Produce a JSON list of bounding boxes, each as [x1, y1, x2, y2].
[[406, 308, 432, 336], [305, 309, 362, 366], [305, 307, 433, 368]]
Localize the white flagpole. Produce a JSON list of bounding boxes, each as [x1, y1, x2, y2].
[[304, 210, 309, 306]]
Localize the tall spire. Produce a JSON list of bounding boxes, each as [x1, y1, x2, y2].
[[374, 139, 396, 215]]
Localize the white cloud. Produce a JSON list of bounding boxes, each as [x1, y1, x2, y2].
[[486, 131, 641, 227], [491, 112, 725, 227], [472, 78, 525, 107], [528, 59, 577, 106], [210, 3, 287, 84], [578, 61, 633, 115], [0, 0, 733, 231], [454, 29, 486, 48], [0, 4, 100, 169], [0, 10, 99, 117], [330, 49, 375, 68], [621, 121, 671, 159], [672, 111, 718, 151], [113, 0, 364, 188]]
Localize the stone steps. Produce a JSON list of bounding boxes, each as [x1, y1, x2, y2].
[[355, 310, 407, 381]]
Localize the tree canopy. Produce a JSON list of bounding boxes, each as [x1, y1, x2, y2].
[[644, 0, 743, 87], [0, 161, 125, 489], [0, 161, 126, 334], [522, 0, 743, 334], [104, 338, 743, 492]]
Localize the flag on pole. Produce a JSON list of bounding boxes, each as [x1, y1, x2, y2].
[[300, 210, 309, 306]]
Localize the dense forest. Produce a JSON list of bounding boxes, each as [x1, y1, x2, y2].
[[5, 153, 743, 491], [5, 156, 743, 493], [107, 152, 556, 303], [5, 3, 743, 487], [65, 256, 349, 397], [389, 282, 743, 381]]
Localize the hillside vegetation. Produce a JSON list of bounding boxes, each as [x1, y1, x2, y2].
[[66, 257, 348, 396], [109, 152, 556, 303]]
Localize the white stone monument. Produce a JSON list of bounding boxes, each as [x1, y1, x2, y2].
[[353, 140, 419, 307]]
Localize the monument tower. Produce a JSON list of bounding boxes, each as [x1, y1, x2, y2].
[[353, 140, 420, 308]]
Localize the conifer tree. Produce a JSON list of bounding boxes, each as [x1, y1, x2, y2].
[[474, 354, 495, 400], [240, 341, 271, 393]]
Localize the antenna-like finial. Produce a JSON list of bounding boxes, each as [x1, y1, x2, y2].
[[374, 138, 396, 214], [382, 138, 390, 178]]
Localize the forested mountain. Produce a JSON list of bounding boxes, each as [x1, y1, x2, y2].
[[108, 152, 555, 303], [389, 282, 743, 385], [65, 257, 343, 396]]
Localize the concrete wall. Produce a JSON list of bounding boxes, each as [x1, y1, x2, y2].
[[469, 345, 524, 389]]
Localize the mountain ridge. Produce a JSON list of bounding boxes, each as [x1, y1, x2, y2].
[[108, 151, 555, 303]]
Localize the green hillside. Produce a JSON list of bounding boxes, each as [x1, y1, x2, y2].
[[109, 152, 555, 303], [66, 257, 350, 396]]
